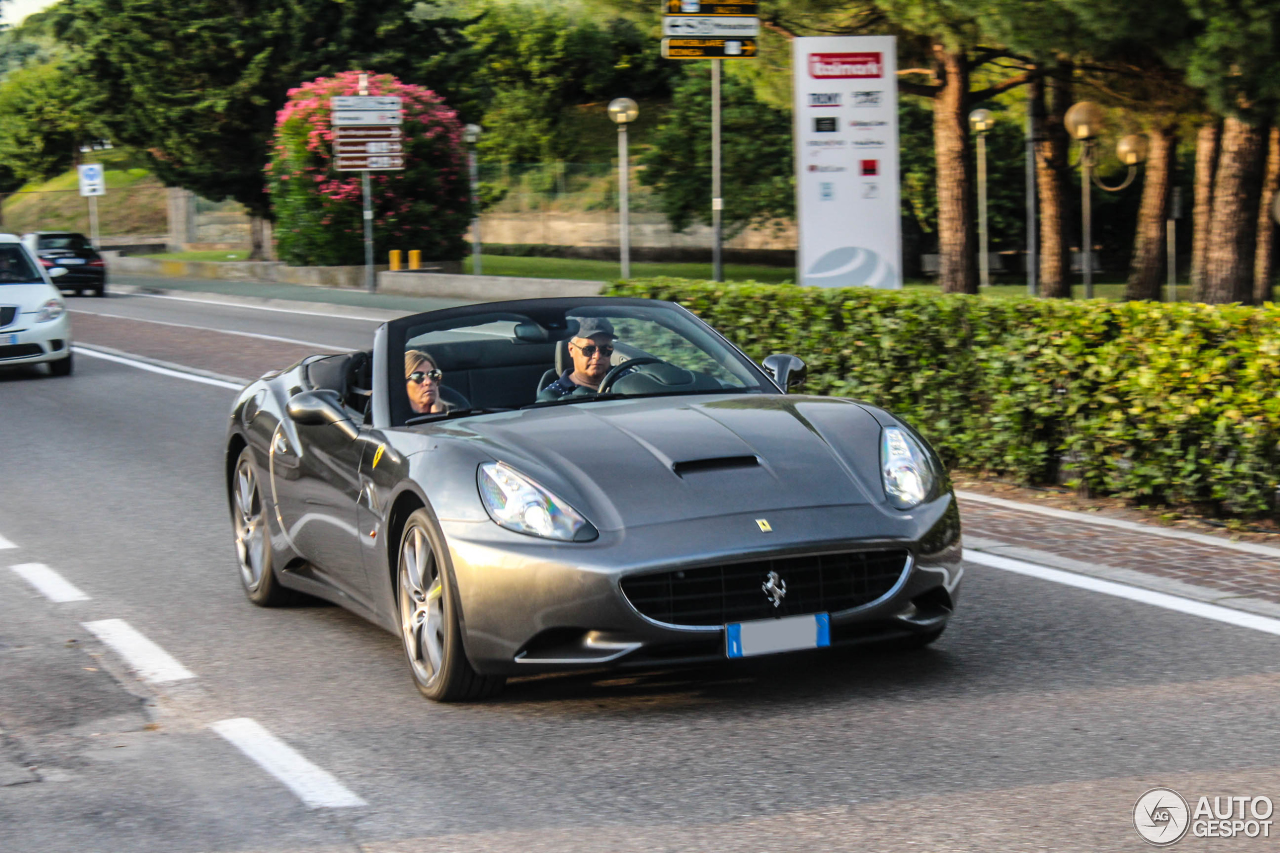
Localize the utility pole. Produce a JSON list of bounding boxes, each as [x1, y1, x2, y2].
[[711, 58, 723, 282]]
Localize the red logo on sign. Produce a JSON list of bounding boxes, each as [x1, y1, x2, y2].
[[810, 52, 883, 79], [861, 159, 878, 176]]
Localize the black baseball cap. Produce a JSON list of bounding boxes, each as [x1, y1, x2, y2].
[[572, 317, 618, 339]]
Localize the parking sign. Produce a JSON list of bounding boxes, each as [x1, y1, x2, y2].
[[78, 164, 106, 197]]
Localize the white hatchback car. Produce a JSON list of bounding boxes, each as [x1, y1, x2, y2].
[[0, 233, 73, 376]]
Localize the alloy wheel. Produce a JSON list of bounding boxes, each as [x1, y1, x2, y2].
[[233, 456, 267, 591], [399, 525, 445, 687]]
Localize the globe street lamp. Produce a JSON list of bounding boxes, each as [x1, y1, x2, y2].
[[464, 123, 483, 275], [608, 97, 639, 279], [1064, 101, 1146, 298], [969, 109, 994, 287]]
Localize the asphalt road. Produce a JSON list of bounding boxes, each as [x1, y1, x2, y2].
[[1, 293, 1278, 852]]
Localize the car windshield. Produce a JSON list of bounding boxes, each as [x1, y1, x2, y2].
[[393, 300, 773, 424], [0, 245, 43, 284], [37, 234, 90, 251]]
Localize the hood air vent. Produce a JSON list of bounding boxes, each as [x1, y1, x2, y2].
[[672, 455, 760, 478]]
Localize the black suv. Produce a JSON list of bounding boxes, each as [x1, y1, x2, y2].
[[24, 232, 106, 297]]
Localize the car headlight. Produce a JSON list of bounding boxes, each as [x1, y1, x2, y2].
[[36, 299, 65, 323], [881, 426, 936, 510], [477, 462, 596, 541]]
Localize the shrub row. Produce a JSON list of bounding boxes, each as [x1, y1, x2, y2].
[[606, 278, 1280, 517]]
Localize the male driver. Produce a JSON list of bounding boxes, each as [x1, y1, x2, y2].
[[537, 317, 627, 401]]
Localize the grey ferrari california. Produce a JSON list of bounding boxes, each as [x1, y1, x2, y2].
[[225, 297, 962, 701]]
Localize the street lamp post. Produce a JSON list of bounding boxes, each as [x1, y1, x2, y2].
[[1064, 101, 1146, 299], [608, 98, 639, 280], [464, 124, 482, 275], [969, 109, 994, 288]]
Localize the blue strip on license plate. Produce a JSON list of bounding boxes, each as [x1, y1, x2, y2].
[[2, 333, 16, 345], [726, 613, 830, 658]]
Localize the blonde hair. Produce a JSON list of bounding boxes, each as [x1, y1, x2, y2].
[[404, 349, 437, 377]]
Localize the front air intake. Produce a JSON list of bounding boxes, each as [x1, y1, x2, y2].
[[621, 549, 910, 627]]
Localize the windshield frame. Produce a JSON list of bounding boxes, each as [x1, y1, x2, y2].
[[0, 244, 46, 285], [382, 297, 779, 427]]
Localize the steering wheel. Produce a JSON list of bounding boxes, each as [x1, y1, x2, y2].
[[597, 357, 663, 394]]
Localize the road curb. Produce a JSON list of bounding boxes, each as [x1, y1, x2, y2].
[[108, 282, 413, 322], [964, 535, 1280, 620]]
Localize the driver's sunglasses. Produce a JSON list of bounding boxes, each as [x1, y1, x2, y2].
[[573, 343, 614, 358], [408, 369, 442, 384]]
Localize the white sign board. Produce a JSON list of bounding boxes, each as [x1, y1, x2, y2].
[[78, 163, 106, 197], [662, 16, 759, 36], [331, 96, 402, 111], [793, 36, 901, 288], [332, 110, 403, 126]]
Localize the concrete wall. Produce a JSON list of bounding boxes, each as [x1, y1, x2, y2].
[[475, 212, 796, 251]]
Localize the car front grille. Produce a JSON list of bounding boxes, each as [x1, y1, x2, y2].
[[0, 343, 43, 360], [0, 306, 15, 327], [621, 549, 911, 628]]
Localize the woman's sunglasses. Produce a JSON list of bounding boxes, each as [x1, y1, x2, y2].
[[408, 369, 443, 384], [572, 343, 614, 358]]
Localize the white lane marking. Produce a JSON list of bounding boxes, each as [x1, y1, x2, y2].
[[964, 549, 1280, 637], [70, 309, 350, 352], [0, 532, 15, 550], [132, 291, 399, 323], [73, 346, 243, 390], [81, 619, 196, 683], [957, 490, 1280, 559], [10, 563, 90, 602], [210, 718, 367, 809]]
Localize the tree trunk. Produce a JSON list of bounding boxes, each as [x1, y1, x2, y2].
[[932, 45, 977, 294], [1125, 125, 1177, 301], [249, 215, 268, 261], [1035, 64, 1072, 298], [1191, 121, 1221, 301], [1254, 126, 1280, 303], [1205, 117, 1266, 304]]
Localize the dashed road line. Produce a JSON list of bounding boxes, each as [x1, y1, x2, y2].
[[82, 619, 197, 683], [210, 718, 367, 809], [0, 532, 15, 550], [10, 563, 90, 603], [965, 549, 1280, 637], [73, 346, 243, 390]]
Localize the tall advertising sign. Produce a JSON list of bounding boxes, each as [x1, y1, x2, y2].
[[793, 37, 901, 288]]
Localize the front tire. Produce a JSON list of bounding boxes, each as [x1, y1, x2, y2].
[[397, 510, 503, 702], [48, 352, 73, 376], [231, 446, 292, 606]]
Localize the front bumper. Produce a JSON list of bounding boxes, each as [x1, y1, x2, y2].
[[0, 312, 71, 365], [445, 494, 963, 676]]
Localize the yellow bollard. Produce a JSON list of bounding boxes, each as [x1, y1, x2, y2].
[[408, 249, 421, 270], [389, 250, 402, 271]]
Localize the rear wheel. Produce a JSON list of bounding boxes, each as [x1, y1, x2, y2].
[[232, 446, 292, 606], [48, 352, 73, 377], [397, 510, 504, 702], [95, 285, 106, 298]]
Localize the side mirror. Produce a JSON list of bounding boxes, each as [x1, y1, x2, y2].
[[287, 389, 358, 440], [48, 267, 68, 278], [762, 354, 807, 391]]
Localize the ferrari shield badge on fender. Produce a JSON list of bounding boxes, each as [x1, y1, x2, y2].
[[755, 518, 772, 532], [372, 444, 386, 469]]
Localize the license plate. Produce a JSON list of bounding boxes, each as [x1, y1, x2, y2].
[[2, 333, 16, 345], [726, 613, 830, 658], [59, 258, 86, 265]]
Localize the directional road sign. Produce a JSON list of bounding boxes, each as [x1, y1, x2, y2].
[[664, 0, 757, 15], [334, 125, 404, 171], [333, 110, 403, 126], [332, 96, 402, 111], [662, 16, 759, 36], [661, 37, 757, 58], [336, 155, 405, 171], [78, 163, 106, 197]]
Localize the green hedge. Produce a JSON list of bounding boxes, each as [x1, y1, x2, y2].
[[606, 278, 1280, 516]]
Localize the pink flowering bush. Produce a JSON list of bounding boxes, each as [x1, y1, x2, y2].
[[268, 72, 471, 267]]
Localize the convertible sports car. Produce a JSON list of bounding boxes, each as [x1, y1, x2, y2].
[[225, 297, 962, 701]]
